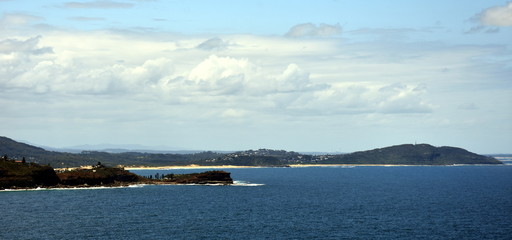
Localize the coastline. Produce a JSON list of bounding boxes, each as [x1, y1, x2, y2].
[[124, 164, 444, 170], [125, 163, 509, 170], [125, 165, 261, 170], [54, 163, 508, 172]]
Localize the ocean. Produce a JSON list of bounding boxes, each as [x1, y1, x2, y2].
[[2, 166, 511, 239]]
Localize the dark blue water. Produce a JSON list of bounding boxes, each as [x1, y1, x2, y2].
[[2, 166, 511, 239]]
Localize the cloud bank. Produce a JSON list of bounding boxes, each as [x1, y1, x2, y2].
[[0, 11, 510, 152], [0, 30, 441, 117], [479, 2, 512, 26], [63, 1, 133, 9]]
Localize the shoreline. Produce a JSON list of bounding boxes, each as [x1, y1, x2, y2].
[[123, 163, 501, 170]]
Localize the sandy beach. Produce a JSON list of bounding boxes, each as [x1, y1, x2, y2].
[[123, 164, 421, 170], [124, 165, 262, 170]]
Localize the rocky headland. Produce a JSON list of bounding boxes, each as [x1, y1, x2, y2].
[[0, 158, 233, 190]]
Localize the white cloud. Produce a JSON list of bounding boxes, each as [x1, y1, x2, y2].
[[285, 23, 342, 37], [63, 1, 133, 9], [0, 13, 43, 29], [1, 30, 494, 118], [1, 26, 509, 152], [276, 63, 311, 92], [196, 37, 229, 51], [375, 83, 433, 114], [0, 36, 53, 54], [282, 82, 433, 115], [479, 2, 512, 26], [187, 55, 255, 95]]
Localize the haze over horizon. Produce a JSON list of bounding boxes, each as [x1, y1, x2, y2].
[[1, 1, 511, 154]]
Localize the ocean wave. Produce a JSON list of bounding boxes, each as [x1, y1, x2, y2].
[[232, 181, 265, 187], [0, 185, 144, 192], [1, 187, 50, 192]]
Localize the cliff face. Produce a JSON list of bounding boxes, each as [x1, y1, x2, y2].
[[0, 160, 60, 189], [162, 171, 233, 185], [57, 165, 144, 186], [1, 159, 233, 189]]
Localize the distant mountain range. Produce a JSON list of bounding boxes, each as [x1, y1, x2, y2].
[[0, 136, 503, 167], [35, 143, 205, 154]]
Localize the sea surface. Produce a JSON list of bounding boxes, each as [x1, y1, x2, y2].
[[2, 166, 511, 239]]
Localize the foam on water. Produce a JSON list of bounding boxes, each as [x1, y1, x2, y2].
[[0, 182, 264, 191], [232, 180, 265, 186], [1, 184, 144, 192]]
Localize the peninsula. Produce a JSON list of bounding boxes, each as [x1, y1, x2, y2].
[[0, 158, 233, 190]]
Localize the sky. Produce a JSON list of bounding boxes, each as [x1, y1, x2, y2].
[[1, 0, 511, 153]]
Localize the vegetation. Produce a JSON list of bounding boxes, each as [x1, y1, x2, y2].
[[320, 144, 502, 165], [162, 171, 233, 184], [0, 136, 224, 167], [1, 158, 233, 189], [57, 162, 144, 186], [0, 136, 502, 168], [0, 156, 60, 189]]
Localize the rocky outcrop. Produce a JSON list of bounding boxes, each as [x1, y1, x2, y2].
[[57, 164, 144, 187], [162, 171, 233, 185], [0, 159, 60, 189], [1, 160, 233, 189]]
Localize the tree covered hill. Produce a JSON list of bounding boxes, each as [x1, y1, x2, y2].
[[320, 144, 501, 165], [0, 157, 60, 189], [0, 136, 223, 167], [0, 136, 49, 158], [0, 136, 502, 167]]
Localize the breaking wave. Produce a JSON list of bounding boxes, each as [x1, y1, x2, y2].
[[1, 184, 145, 192], [232, 181, 265, 187]]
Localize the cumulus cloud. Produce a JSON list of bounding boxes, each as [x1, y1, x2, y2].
[[479, 2, 512, 26], [276, 64, 311, 92], [282, 83, 433, 115], [375, 83, 433, 114], [0, 36, 53, 54], [285, 23, 342, 37], [0, 36, 54, 90], [1, 37, 172, 94], [187, 55, 254, 94], [63, 1, 133, 9], [5, 28, 502, 121], [196, 37, 229, 51]]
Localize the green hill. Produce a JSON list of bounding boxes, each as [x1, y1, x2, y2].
[[0, 136, 223, 167], [0, 158, 60, 189], [0, 136, 502, 167], [321, 144, 501, 165]]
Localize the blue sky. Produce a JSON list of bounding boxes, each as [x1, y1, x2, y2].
[[1, 0, 511, 153]]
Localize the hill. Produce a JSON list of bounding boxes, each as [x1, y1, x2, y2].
[[0, 137, 49, 158], [320, 144, 501, 165], [0, 157, 60, 189], [202, 149, 310, 166], [0, 136, 502, 167], [0, 136, 223, 167]]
